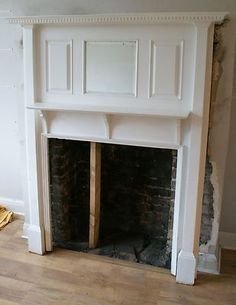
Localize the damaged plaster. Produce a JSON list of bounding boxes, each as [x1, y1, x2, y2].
[[199, 19, 234, 272], [200, 160, 220, 254], [200, 22, 225, 253]]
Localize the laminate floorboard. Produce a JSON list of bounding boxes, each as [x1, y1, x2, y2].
[[0, 219, 235, 305]]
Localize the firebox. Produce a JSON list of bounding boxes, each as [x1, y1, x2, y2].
[[49, 139, 177, 269]]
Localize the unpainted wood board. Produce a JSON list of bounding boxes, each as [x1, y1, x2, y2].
[[89, 142, 101, 248]]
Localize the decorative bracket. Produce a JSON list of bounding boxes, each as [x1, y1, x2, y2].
[[103, 114, 111, 139], [39, 110, 48, 134]]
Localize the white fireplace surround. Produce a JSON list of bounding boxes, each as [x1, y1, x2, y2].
[[9, 12, 226, 285]]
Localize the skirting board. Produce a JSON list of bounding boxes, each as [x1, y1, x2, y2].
[[0, 196, 24, 216], [219, 231, 236, 250]]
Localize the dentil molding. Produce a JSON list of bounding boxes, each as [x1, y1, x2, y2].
[[8, 12, 227, 26]]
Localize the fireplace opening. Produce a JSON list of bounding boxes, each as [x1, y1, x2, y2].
[[49, 139, 90, 245], [49, 138, 177, 269]]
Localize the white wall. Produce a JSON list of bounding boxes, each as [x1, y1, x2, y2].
[[220, 46, 236, 236], [0, 11, 24, 214], [0, 0, 235, 248], [0, 0, 235, 15], [208, 17, 236, 252]]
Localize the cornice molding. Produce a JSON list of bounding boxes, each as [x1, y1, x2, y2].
[[8, 12, 227, 26]]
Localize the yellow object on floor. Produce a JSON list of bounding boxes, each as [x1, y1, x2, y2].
[[0, 205, 13, 230]]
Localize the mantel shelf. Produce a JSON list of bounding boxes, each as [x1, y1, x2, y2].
[[27, 103, 190, 119], [8, 12, 227, 26]]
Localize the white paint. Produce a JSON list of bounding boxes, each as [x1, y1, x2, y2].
[[33, 22, 195, 117], [0, 11, 24, 212], [103, 114, 111, 139], [23, 25, 44, 254], [150, 40, 183, 100], [17, 13, 221, 286], [213, 19, 236, 240], [0, 0, 233, 16], [0, 0, 235, 286], [176, 22, 215, 283], [22, 222, 29, 239], [0, 197, 24, 215], [110, 116, 180, 146], [84, 41, 137, 95], [46, 40, 72, 94], [28, 102, 190, 118], [8, 12, 227, 25], [220, 93, 236, 234], [219, 231, 236, 250], [176, 250, 196, 285]]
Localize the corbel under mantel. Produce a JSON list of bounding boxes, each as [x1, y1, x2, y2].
[[10, 12, 227, 286]]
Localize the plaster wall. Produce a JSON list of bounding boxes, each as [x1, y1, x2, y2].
[[0, 11, 24, 214], [0, 0, 235, 249], [220, 51, 236, 235], [201, 16, 236, 257]]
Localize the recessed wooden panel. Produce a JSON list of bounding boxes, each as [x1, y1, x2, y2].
[[46, 40, 72, 94], [84, 41, 137, 96], [111, 115, 180, 147], [150, 40, 183, 100]]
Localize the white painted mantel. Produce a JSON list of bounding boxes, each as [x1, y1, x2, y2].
[[9, 12, 226, 285]]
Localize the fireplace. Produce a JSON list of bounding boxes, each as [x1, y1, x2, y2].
[[49, 138, 177, 269], [9, 12, 227, 284]]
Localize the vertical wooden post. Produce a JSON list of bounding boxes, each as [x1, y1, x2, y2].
[[89, 142, 101, 248], [176, 23, 214, 285], [23, 25, 45, 254]]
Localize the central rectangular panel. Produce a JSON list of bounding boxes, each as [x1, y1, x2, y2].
[[84, 41, 137, 95]]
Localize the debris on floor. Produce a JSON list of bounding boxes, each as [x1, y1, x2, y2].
[[0, 205, 13, 230]]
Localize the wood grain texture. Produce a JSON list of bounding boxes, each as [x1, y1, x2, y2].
[[89, 142, 101, 248], [0, 219, 236, 305]]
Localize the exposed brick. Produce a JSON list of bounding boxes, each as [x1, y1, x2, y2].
[[49, 140, 177, 268], [49, 138, 213, 268], [200, 157, 214, 244]]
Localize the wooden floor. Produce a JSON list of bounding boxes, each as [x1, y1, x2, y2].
[[0, 220, 235, 305]]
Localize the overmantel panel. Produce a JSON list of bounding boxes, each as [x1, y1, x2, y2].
[[34, 23, 196, 116]]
